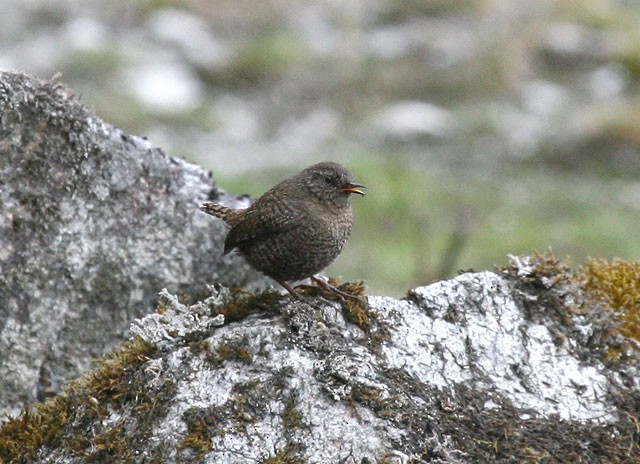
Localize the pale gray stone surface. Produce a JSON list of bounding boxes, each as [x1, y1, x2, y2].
[[22, 269, 634, 463], [0, 71, 269, 419], [1, 71, 637, 463]]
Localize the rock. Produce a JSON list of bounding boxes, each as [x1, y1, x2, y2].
[[1, 258, 638, 463], [0, 71, 270, 419], [371, 100, 455, 141], [2, 71, 638, 463]]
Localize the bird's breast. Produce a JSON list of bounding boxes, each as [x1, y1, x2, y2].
[[309, 204, 353, 245]]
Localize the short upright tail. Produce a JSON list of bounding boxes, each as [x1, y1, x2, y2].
[[200, 202, 243, 225]]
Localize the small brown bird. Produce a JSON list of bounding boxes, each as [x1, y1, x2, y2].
[[200, 162, 365, 297]]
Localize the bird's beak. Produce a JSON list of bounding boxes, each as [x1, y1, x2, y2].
[[338, 182, 366, 196]]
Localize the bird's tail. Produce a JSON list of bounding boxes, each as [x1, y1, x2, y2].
[[200, 202, 243, 225]]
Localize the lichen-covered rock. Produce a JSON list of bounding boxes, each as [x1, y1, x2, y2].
[[2, 264, 638, 463], [0, 71, 270, 419]]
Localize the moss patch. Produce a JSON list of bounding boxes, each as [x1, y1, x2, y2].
[[345, 366, 640, 463], [206, 338, 254, 368], [580, 258, 640, 362], [499, 252, 579, 329], [296, 278, 390, 345], [0, 337, 173, 463], [259, 443, 305, 464], [280, 390, 303, 431], [216, 288, 283, 323], [179, 375, 305, 461], [437, 384, 640, 463], [333, 280, 387, 339], [499, 253, 640, 363], [581, 258, 640, 340]]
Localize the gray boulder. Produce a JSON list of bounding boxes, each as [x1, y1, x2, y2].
[[1, 257, 638, 463], [1, 71, 638, 464], [0, 71, 269, 419]]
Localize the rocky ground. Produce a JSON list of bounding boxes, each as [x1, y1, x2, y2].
[[1, 70, 640, 463]]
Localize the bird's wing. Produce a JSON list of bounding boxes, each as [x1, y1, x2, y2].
[[223, 196, 304, 254]]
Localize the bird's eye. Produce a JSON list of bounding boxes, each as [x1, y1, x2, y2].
[[323, 175, 332, 184]]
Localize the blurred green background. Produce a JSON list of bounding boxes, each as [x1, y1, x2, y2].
[[3, 0, 640, 296]]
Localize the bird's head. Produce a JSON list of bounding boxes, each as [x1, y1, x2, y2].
[[303, 162, 366, 207]]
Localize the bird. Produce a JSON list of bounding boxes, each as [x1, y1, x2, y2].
[[200, 161, 366, 298]]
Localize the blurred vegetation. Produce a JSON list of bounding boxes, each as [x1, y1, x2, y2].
[[219, 154, 640, 296], [3, 0, 640, 295]]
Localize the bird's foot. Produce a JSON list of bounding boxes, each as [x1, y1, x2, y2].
[[275, 279, 305, 300], [310, 276, 367, 303], [276, 277, 367, 306]]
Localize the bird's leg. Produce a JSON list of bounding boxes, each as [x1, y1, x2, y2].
[[276, 277, 365, 304], [311, 276, 365, 302], [276, 279, 301, 299]]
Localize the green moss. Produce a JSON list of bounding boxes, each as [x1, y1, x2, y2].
[[349, 383, 385, 408], [336, 280, 390, 345], [280, 391, 302, 431], [178, 409, 215, 460], [83, 423, 130, 462], [0, 395, 69, 462], [188, 338, 211, 355], [155, 300, 168, 314], [85, 337, 157, 406], [582, 258, 640, 333], [581, 258, 640, 360], [339, 282, 372, 328], [216, 288, 282, 323], [179, 380, 268, 459], [259, 443, 305, 464], [211, 339, 254, 367], [0, 337, 165, 463]]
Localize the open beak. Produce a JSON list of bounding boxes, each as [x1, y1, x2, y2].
[[338, 182, 367, 196]]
